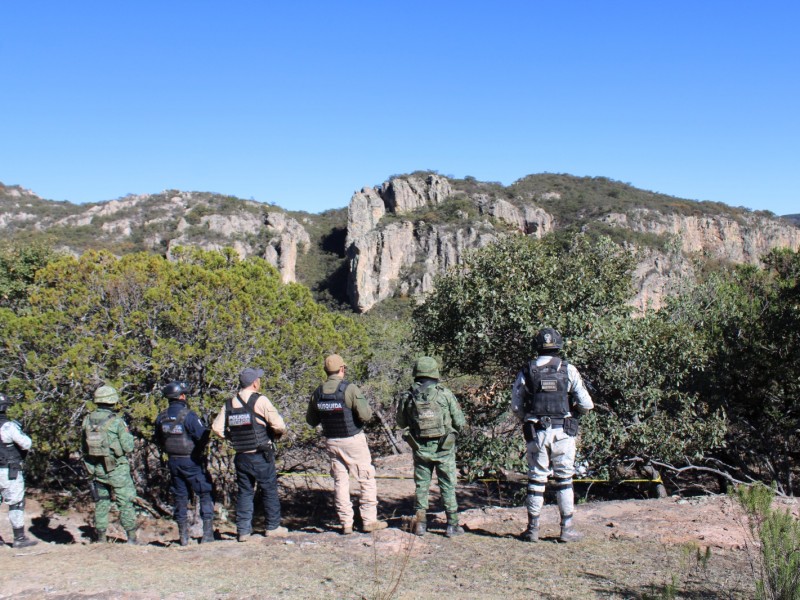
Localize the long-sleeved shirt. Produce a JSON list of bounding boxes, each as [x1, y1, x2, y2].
[[0, 419, 32, 451], [306, 374, 373, 428], [211, 391, 287, 444], [511, 355, 594, 421]]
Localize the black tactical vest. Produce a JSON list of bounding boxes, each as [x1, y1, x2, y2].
[[225, 393, 272, 453], [158, 405, 195, 456], [523, 357, 571, 417], [315, 380, 361, 439], [0, 417, 24, 468]]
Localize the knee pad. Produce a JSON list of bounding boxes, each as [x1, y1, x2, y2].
[[9, 498, 25, 511]]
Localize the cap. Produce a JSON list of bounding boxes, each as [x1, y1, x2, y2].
[[239, 368, 264, 388], [324, 354, 347, 374]]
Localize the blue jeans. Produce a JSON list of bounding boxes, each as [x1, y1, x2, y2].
[[233, 451, 281, 534], [168, 456, 214, 523]]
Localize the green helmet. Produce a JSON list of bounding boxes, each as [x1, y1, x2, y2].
[[94, 385, 119, 405], [413, 356, 440, 380]]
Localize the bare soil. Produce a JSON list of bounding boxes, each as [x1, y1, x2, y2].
[[3, 453, 794, 599]]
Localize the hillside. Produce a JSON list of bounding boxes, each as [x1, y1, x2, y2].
[[2, 175, 799, 312]]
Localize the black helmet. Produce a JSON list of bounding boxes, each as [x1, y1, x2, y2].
[[162, 381, 191, 399], [0, 393, 10, 413], [535, 327, 563, 352]]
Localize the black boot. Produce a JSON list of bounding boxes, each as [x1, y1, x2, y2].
[[12, 527, 38, 549], [178, 521, 189, 546], [126, 529, 141, 545], [201, 518, 215, 543], [445, 513, 464, 538], [413, 510, 427, 536], [96, 529, 107, 543], [521, 515, 539, 542]]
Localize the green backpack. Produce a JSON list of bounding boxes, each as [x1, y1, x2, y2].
[[84, 412, 115, 458], [409, 382, 448, 439]]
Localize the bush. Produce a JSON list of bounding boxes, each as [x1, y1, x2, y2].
[[735, 483, 800, 600]]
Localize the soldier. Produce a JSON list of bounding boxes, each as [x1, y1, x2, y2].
[[307, 354, 388, 534], [511, 328, 593, 543], [396, 357, 466, 538], [212, 368, 287, 541], [82, 385, 141, 544], [0, 393, 38, 548], [154, 381, 215, 546]]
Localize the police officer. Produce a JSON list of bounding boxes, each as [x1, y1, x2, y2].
[[0, 393, 38, 548], [511, 328, 593, 543], [212, 368, 287, 541], [396, 357, 466, 538], [307, 354, 388, 534], [82, 385, 140, 544], [154, 381, 215, 545]]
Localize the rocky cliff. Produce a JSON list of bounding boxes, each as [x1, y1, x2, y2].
[[0, 185, 310, 284], [343, 174, 800, 312], [3, 176, 798, 313]]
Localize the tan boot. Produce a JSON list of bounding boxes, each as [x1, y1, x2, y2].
[[362, 520, 389, 533], [413, 510, 427, 536]]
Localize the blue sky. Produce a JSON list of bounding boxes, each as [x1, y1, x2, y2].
[[1, 1, 798, 215]]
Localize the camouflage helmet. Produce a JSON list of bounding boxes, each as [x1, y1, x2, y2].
[[0, 393, 10, 413], [94, 385, 120, 405], [413, 356, 440, 380], [535, 327, 563, 352]]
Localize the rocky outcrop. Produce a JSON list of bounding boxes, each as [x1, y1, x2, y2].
[[1, 187, 311, 283], [263, 212, 311, 283], [345, 174, 554, 312], [601, 210, 800, 264]]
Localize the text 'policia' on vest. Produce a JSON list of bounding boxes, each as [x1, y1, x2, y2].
[[225, 393, 273, 452], [314, 380, 362, 438]]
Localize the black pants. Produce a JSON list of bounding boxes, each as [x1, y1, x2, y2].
[[233, 451, 281, 534], [168, 456, 214, 522]]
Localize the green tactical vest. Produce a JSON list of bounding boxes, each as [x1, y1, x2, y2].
[[409, 382, 448, 440], [84, 412, 116, 458]]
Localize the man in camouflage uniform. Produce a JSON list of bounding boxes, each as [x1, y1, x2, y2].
[[82, 385, 140, 544], [0, 393, 38, 548], [396, 357, 466, 538]]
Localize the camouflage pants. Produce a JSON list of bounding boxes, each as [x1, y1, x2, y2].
[[413, 443, 458, 523], [0, 467, 26, 529], [92, 463, 137, 532]]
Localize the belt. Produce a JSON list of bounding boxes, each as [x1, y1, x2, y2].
[[533, 416, 565, 429]]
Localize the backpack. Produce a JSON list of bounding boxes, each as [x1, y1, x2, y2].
[[408, 382, 448, 439], [84, 412, 116, 458]]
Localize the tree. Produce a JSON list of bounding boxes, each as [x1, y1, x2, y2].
[[667, 248, 800, 494], [0, 247, 367, 505], [413, 233, 726, 481]]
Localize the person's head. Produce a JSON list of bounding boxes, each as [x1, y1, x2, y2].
[[162, 381, 191, 401], [94, 385, 120, 406], [412, 356, 440, 380], [238, 368, 264, 390], [324, 354, 347, 376], [535, 327, 563, 355], [0, 393, 11, 414]]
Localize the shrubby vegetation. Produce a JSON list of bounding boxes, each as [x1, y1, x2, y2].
[[414, 231, 800, 494], [413, 233, 727, 481], [0, 246, 366, 505]]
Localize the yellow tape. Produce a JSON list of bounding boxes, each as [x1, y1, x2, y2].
[[278, 472, 663, 484]]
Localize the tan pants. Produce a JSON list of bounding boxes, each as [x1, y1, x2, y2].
[[324, 432, 378, 527]]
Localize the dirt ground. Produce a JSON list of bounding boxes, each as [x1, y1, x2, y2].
[[2, 453, 795, 599]]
